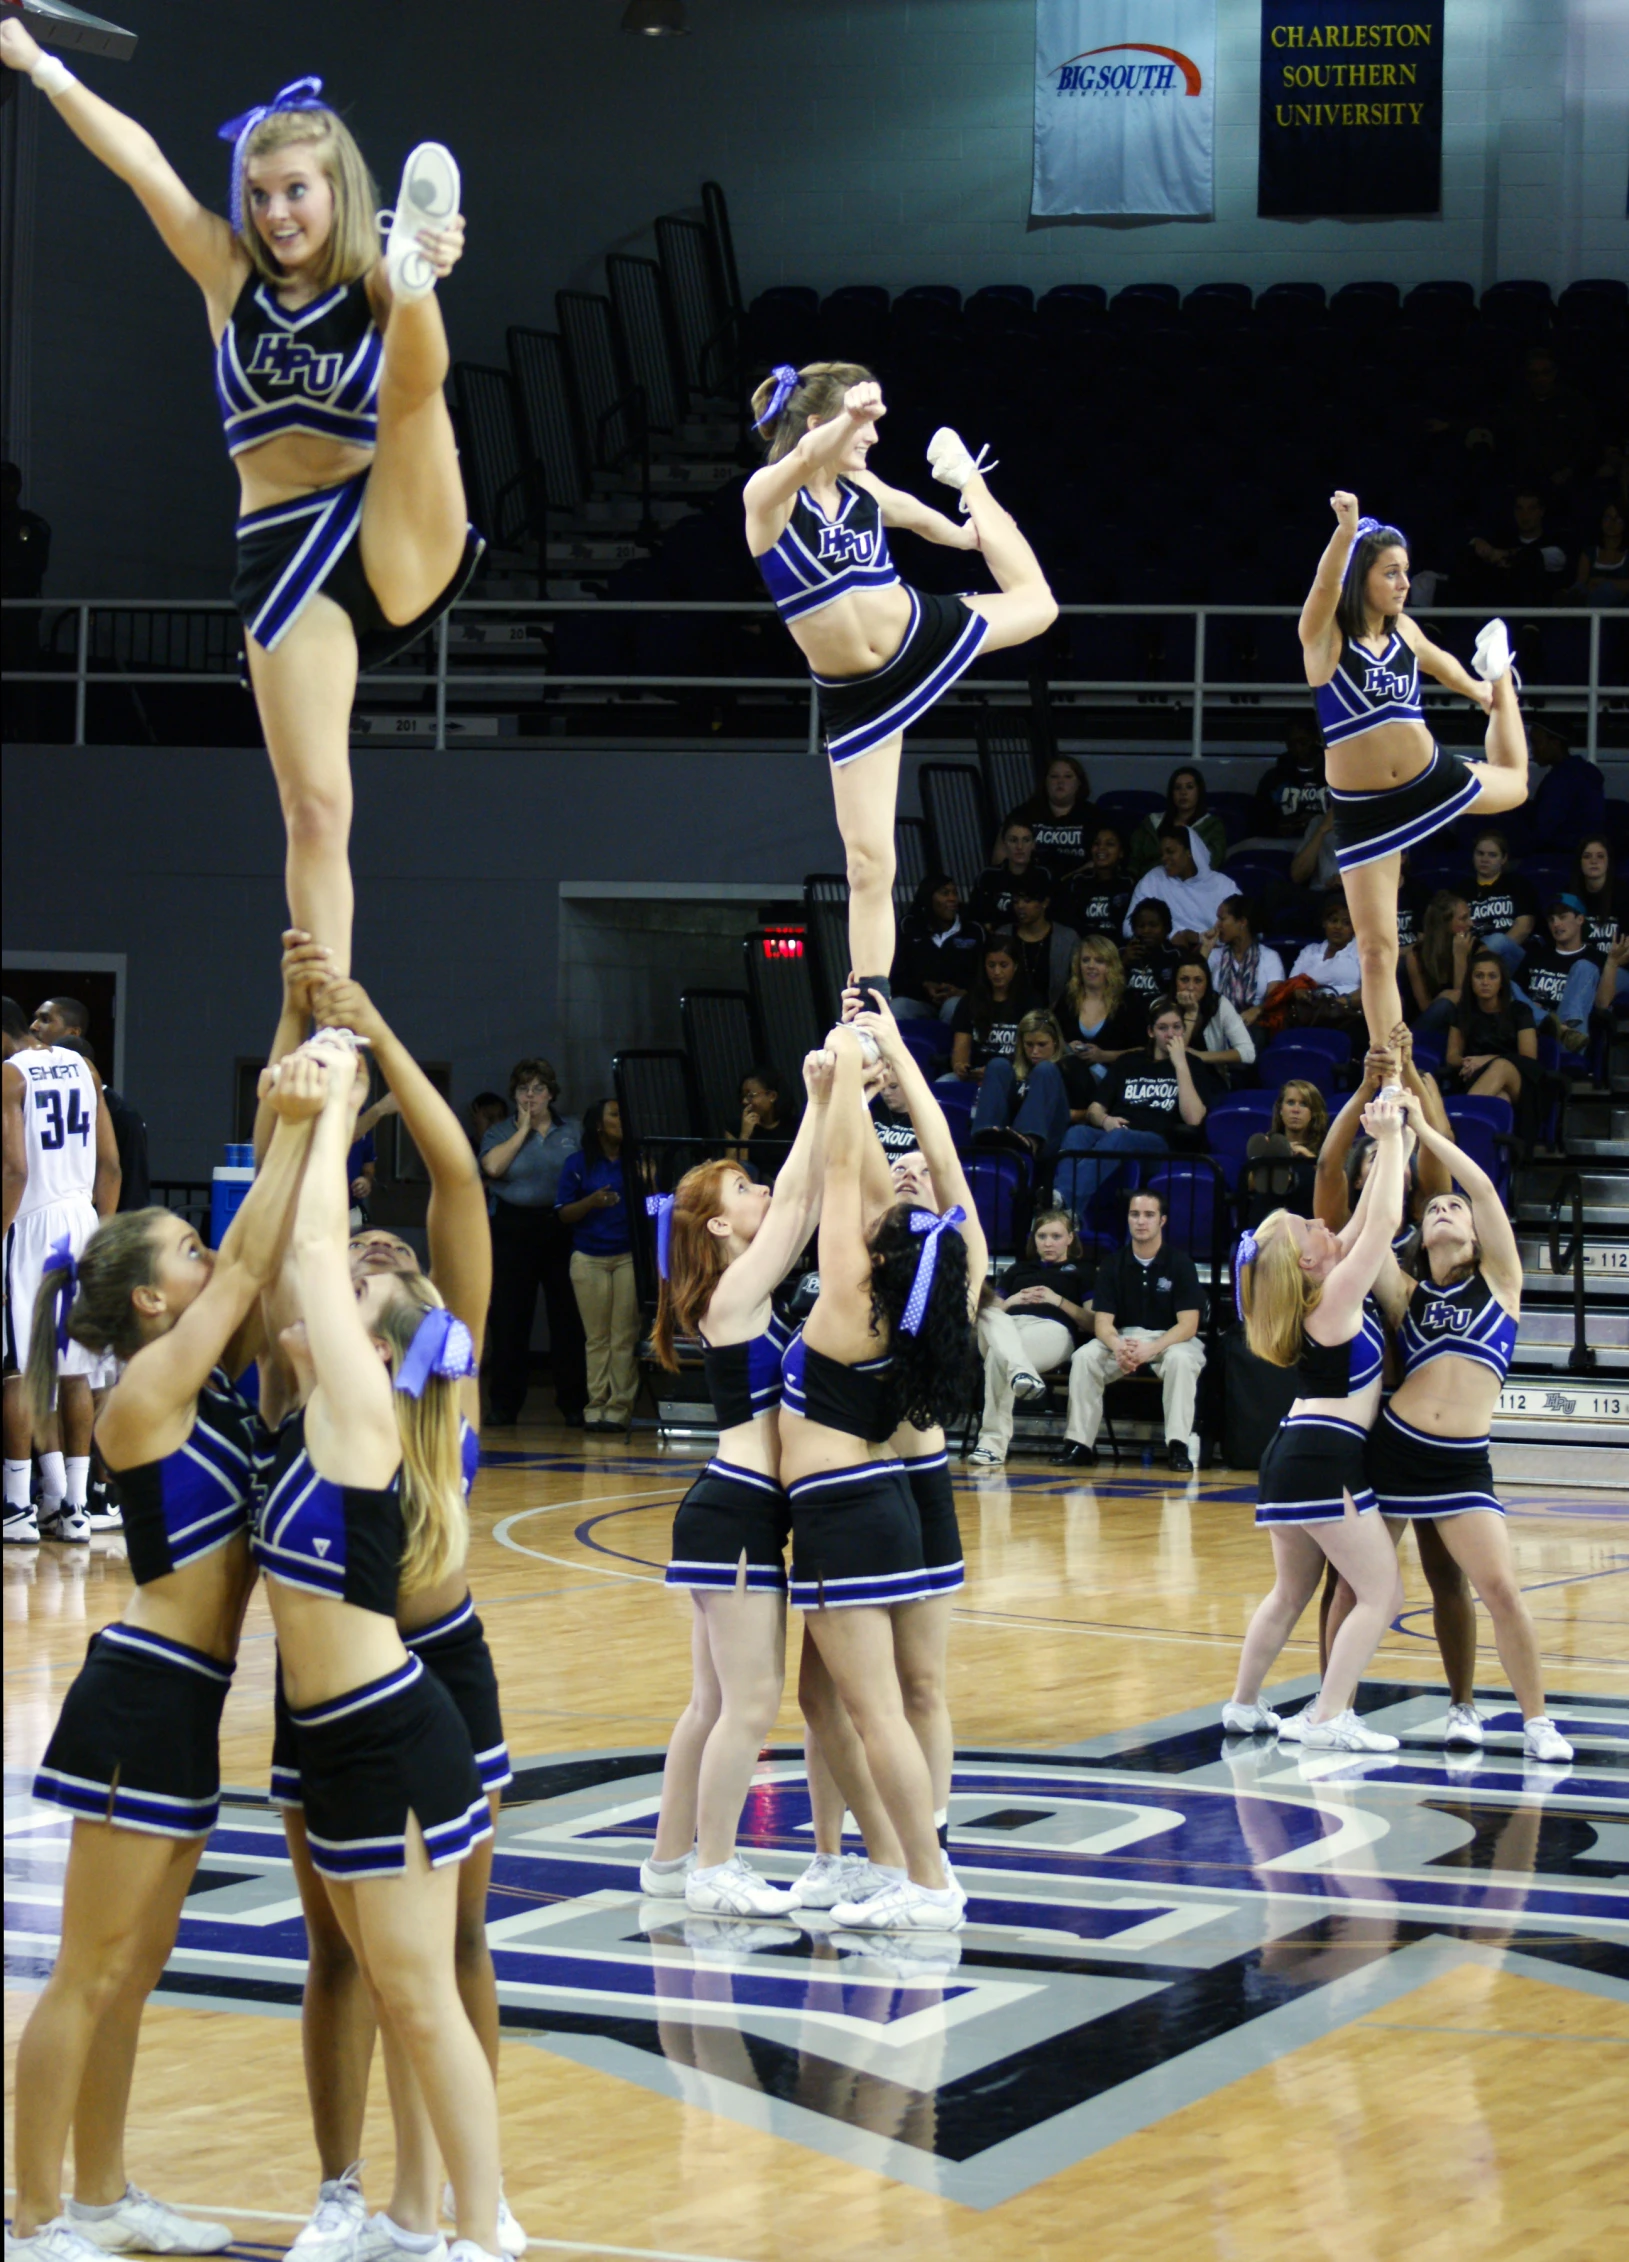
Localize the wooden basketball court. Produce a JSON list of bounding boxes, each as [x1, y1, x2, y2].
[[7, 1429, 1627, 2261]]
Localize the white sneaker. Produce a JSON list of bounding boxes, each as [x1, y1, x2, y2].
[[1444, 1703, 1484, 1747], [446, 2244, 505, 2262], [6, 2225, 109, 2262], [442, 2185, 523, 2259], [925, 427, 999, 511], [3, 1506, 40, 1544], [1221, 1700, 1281, 1736], [1301, 1709, 1400, 1753], [684, 1852, 793, 1917], [288, 2169, 367, 2262], [829, 1875, 965, 1932], [353, 2219, 445, 2262], [86, 1502, 123, 1532], [1274, 1699, 1318, 1743], [1010, 1370, 1050, 1404], [788, 1851, 854, 1909], [40, 1504, 91, 1543], [967, 1445, 1006, 1469], [381, 144, 460, 302], [1472, 617, 1513, 682], [66, 2189, 232, 2256], [637, 1849, 695, 1897], [1523, 1716, 1574, 1763]]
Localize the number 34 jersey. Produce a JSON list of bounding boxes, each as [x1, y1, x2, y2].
[[13, 1044, 99, 1216]]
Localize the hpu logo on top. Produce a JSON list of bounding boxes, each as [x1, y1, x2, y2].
[[1054, 42, 1203, 97]]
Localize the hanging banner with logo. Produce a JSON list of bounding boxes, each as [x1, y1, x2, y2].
[[1032, 2, 1216, 218], [1258, 1, 1445, 216]]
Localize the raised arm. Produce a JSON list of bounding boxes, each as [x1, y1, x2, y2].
[[1314, 1051, 1385, 1231], [743, 381, 885, 536], [313, 975, 491, 1347], [709, 1054, 833, 1322], [1315, 1096, 1408, 1334], [1398, 1088, 1521, 1305], [1394, 1023, 1452, 1205], [852, 470, 978, 551], [857, 995, 989, 1308], [1299, 490, 1361, 686], [292, 1043, 399, 1482], [1398, 616, 1494, 711], [806, 1030, 874, 1337], [253, 931, 334, 1163], [0, 20, 242, 311]]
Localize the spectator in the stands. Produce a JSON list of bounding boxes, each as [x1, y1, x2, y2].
[[1126, 765, 1227, 880], [1576, 835, 1628, 952], [1519, 895, 1621, 1054], [869, 1059, 922, 1157], [1289, 797, 1340, 894], [1205, 895, 1285, 1024], [892, 871, 985, 1020], [971, 1008, 1092, 1160], [557, 1098, 639, 1433], [1527, 723, 1606, 852], [1005, 755, 1099, 870], [1461, 828, 1537, 968], [1404, 891, 1476, 1034], [1288, 892, 1362, 1001], [1568, 498, 1628, 605], [468, 1090, 508, 1150], [1465, 486, 1569, 606], [1241, 1079, 1329, 1224], [967, 817, 1053, 930], [1125, 824, 1236, 950], [1056, 934, 1139, 1076], [733, 1062, 799, 1178], [1007, 877, 1080, 1003], [947, 938, 1029, 1081], [1053, 995, 1220, 1215], [1252, 719, 1327, 841], [1171, 955, 1256, 1075], [1493, 347, 1600, 494], [481, 1057, 587, 1428], [1121, 896, 1181, 1015], [1271, 1078, 1328, 1161], [1055, 822, 1131, 938], [55, 1033, 151, 1211], [1053, 1187, 1204, 1476], [1444, 951, 1540, 1122], [969, 1208, 1095, 1469], [1394, 849, 1432, 955]]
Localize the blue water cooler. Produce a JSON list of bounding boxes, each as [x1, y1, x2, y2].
[[211, 1141, 256, 1246]]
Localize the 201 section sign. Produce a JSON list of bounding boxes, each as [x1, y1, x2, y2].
[[1258, 0, 1444, 216]]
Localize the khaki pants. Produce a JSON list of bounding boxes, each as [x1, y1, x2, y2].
[[975, 1308, 1076, 1459], [569, 1250, 640, 1424], [1065, 1328, 1205, 1449]]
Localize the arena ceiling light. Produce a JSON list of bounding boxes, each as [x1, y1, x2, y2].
[[621, 1, 689, 34]]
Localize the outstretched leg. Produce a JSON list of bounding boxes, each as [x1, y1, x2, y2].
[[958, 473, 1057, 655], [829, 733, 902, 987], [359, 292, 469, 625], [1463, 671, 1528, 816]]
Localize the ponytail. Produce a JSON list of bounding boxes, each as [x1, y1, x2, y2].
[[373, 1274, 470, 1595], [1237, 1209, 1320, 1367], [651, 1158, 741, 1371], [748, 359, 873, 466], [24, 1209, 169, 1428]]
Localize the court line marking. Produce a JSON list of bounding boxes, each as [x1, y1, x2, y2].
[[0, 2205, 752, 2262], [495, 1491, 684, 1583]]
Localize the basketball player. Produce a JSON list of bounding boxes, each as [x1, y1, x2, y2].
[[745, 365, 1056, 1002], [1, 22, 482, 977], [1299, 492, 1527, 1054], [3, 998, 121, 1544]]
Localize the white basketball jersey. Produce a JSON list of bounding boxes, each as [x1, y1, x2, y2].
[[13, 1045, 99, 1216]]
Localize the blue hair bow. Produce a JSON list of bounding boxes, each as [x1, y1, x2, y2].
[[217, 76, 328, 231], [394, 1306, 477, 1399], [1341, 514, 1406, 581], [1232, 1229, 1259, 1323], [753, 364, 800, 433], [900, 1205, 966, 1337], [645, 1194, 675, 1280], [44, 1233, 78, 1354]]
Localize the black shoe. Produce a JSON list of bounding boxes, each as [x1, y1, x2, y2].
[[1052, 1442, 1098, 1469], [1168, 1442, 1194, 1474], [557, 1404, 588, 1428], [971, 1126, 1038, 1158]]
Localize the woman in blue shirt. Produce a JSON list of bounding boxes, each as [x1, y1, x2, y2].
[[557, 1100, 638, 1433], [479, 1059, 585, 1427]]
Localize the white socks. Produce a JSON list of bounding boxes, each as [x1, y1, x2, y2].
[[66, 1455, 90, 1510], [3, 1461, 30, 1510], [38, 1452, 65, 1509]]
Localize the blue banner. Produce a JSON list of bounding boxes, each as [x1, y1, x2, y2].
[[1258, 1, 1444, 217]]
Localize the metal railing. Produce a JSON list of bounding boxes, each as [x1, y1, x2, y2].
[[4, 599, 1620, 758], [1547, 1169, 1598, 1375]]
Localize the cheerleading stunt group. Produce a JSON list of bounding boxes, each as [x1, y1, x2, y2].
[[0, 22, 1577, 2262]]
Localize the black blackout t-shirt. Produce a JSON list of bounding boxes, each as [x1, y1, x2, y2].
[[1394, 879, 1432, 956], [1093, 1241, 1202, 1335], [1581, 884, 1628, 955], [1120, 946, 1180, 1015], [1026, 810, 1097, 869], [1519, 938, 1602, 1016], [1098, 1049, 1220, 1145], [1056, 870, 1131, 938], [951, 995, 1023, 1071], [870, 1098, 921, 1158], [1464, 873, 1538, 941], [997, 1256, 1096, 1342], [967, 862, 1056, 931]]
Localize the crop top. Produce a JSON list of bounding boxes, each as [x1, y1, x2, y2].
[[251, 1409, 403, 1616], [1314, 631, 1425, 749], [215, 275, 382, 460], [1297, 1302, 1386, 1399], [112, 1367, 257, 1587], [1397, 1269, 1517, 1385], [700, 1310, 794, 1430], [780, 1329, 894, 1442], [754, 480, 901, 623]]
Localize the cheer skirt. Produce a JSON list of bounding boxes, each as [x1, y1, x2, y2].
[[899, 1449, 965, 1596], [34, 1624, 232, 1838], [787, 1461, 936, 1611], [1329, 742, 1482, 874], [812, 587, 988, 767], [1366, 1403, 1502, 1519], [1256, 1415, 1379, 1528], [286, 1655, 491, 1881], [664, 1461, 792, 1594]]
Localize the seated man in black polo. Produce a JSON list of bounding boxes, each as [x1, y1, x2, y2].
[[1055, 1187, 1205, 1474]]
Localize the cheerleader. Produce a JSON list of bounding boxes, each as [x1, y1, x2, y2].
[[252, 1036, 502, 2262], [1299, 492, 1527, 1054], [1, 24, 481, 975], [1364, 1092, 1573, 1762], [8, 1060, 321, 2262], [1225, 1092, 1409, 1751], [745, 364, 1056, 999], [778, 1019, 983, 1931]]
